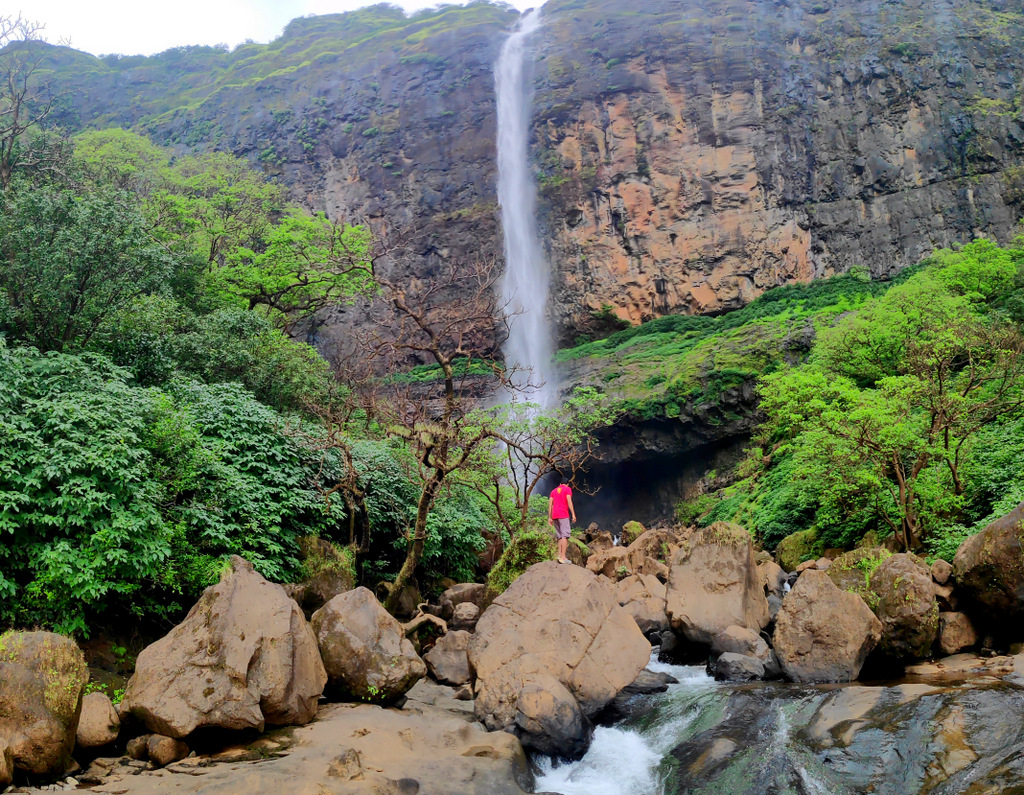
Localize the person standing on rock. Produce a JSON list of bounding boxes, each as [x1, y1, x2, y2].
[[548, 473, 576, 564]]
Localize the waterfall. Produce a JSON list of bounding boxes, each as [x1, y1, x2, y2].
[[494, 9, 557, 408]]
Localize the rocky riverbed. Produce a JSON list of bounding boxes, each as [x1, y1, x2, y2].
[[5, 504, 1024, 794]]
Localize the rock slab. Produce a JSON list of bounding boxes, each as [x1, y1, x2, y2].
[[0, 630, 88, 778], [120, 556, 327, 737], [774, 570, 882, 683]]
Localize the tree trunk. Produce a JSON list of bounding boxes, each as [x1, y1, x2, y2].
[[383, 475, 440, 614]]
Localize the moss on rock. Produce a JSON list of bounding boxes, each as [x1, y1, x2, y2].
[[620, 521, 646, 546], [775, 529, 819, 572], [485, 526, 556, 598]]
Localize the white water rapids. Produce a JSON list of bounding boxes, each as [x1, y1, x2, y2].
[[533, 660, 717, 795], [494, 9, 557, 408]]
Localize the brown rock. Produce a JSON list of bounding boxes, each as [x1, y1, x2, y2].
[[934, 583, 958, 612], [312, 586, 426, 704], [939, 613, 979, 656], [627, 527, 685, 564], [0, 740, 12, 789], [423, 631, 473, 686], [710, 625, 770, 661], [620, 521, 646, 546], [758, 560, 787, 599], [147, 735, 189, 768], [931, 559, 954, 585], [292, 536, 355, 615], [665, 522, 770, 646], [616, 574, 669, 637], [795, 559, 817, 573], [439, 583, 486, 621], [587, 531, 615, 554], [774, 570, 882, 683], [513, 674, 590, 759], [451, 602, 481, 632], [814, 557, 832, 571], [586, 545, 632, 580], [120, 556, 326, 738], [712, 652, 765, 682], [953, 502, 1024, 624], [76, 692, 120, 749], [0, 630, 88, 778], [126, 735, 150, 760], [470, 561, 648, 759], [868, 554, 940, 659]]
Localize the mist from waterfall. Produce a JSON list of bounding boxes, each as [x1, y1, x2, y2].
[[495, 9, 557, 409]]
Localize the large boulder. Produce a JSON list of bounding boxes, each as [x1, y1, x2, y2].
[[665, 523, 770, 646], [76, 692, 120, 749], [423, 631, 472, 686], [774, 570, 882, 683], [616, 574, 669, 637], [0, 631, 88, 779], [953, 502, 1024, 626], [867, 553, 939, 659], [712, 652, 765, 682], [451, 602, 481, 632], [312, 586, 426, 703], [513, 674, 591, 759], [470, 562, 649, 759], [586, 545, 632, 580], [120, 556, 326, 738], [775, 529, 818, 572]]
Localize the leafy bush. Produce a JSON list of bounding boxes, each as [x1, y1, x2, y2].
[[0, 346, 341, 634]]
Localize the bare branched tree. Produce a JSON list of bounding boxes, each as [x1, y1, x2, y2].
[[0, 16, 65, 188], [341, 254, 531, 613]]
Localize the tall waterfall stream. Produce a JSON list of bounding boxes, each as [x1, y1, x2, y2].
[[495, 9, 557, 408]]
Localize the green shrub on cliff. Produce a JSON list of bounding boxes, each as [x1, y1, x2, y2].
[[701, 239, 1024, 557], [485, 526, 556, 599]]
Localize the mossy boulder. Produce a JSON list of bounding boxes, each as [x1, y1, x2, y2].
[[289, 536, 356, 615], [775, 529, 819, 572], [0, 630, 88, 779], [953, 501, 1024, 627], [620, 521, 646, 546], [827, 547, 893, 601], [485, 527, 556, 599], [867, 553, 939, 659]]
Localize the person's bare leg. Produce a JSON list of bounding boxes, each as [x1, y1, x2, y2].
[[559, 536, 568, 562]]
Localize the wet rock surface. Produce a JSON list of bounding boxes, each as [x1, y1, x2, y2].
[[953, 501, 1024, 629]]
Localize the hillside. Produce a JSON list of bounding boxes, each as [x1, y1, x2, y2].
[[29, 0, 1024, 359]]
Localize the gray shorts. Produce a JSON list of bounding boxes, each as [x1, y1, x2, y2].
[[554, 517, 571, 540]]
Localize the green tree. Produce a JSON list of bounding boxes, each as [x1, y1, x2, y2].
[[218, 209, 374, 327], [760, 267, 1024, 550], [0, 186, 175, 352]]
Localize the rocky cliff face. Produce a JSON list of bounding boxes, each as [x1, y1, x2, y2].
[[532, 0, 1024, 339], [37, 0, 1024, 355]]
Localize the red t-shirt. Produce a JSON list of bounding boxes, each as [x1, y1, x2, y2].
[[550, 484, 572, 519]]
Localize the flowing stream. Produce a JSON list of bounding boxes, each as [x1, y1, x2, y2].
[[495, 9, 557, 408], [532, 654, 1024, 795]]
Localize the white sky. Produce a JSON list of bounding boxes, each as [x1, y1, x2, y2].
[[16, 0, 534, 57]]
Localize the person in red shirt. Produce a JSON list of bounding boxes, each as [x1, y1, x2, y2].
[[548, 473, 576, 564]]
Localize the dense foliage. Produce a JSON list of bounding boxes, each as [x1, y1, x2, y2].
[[684, 239, 1024, 560], [0, 130, 493, 633]]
